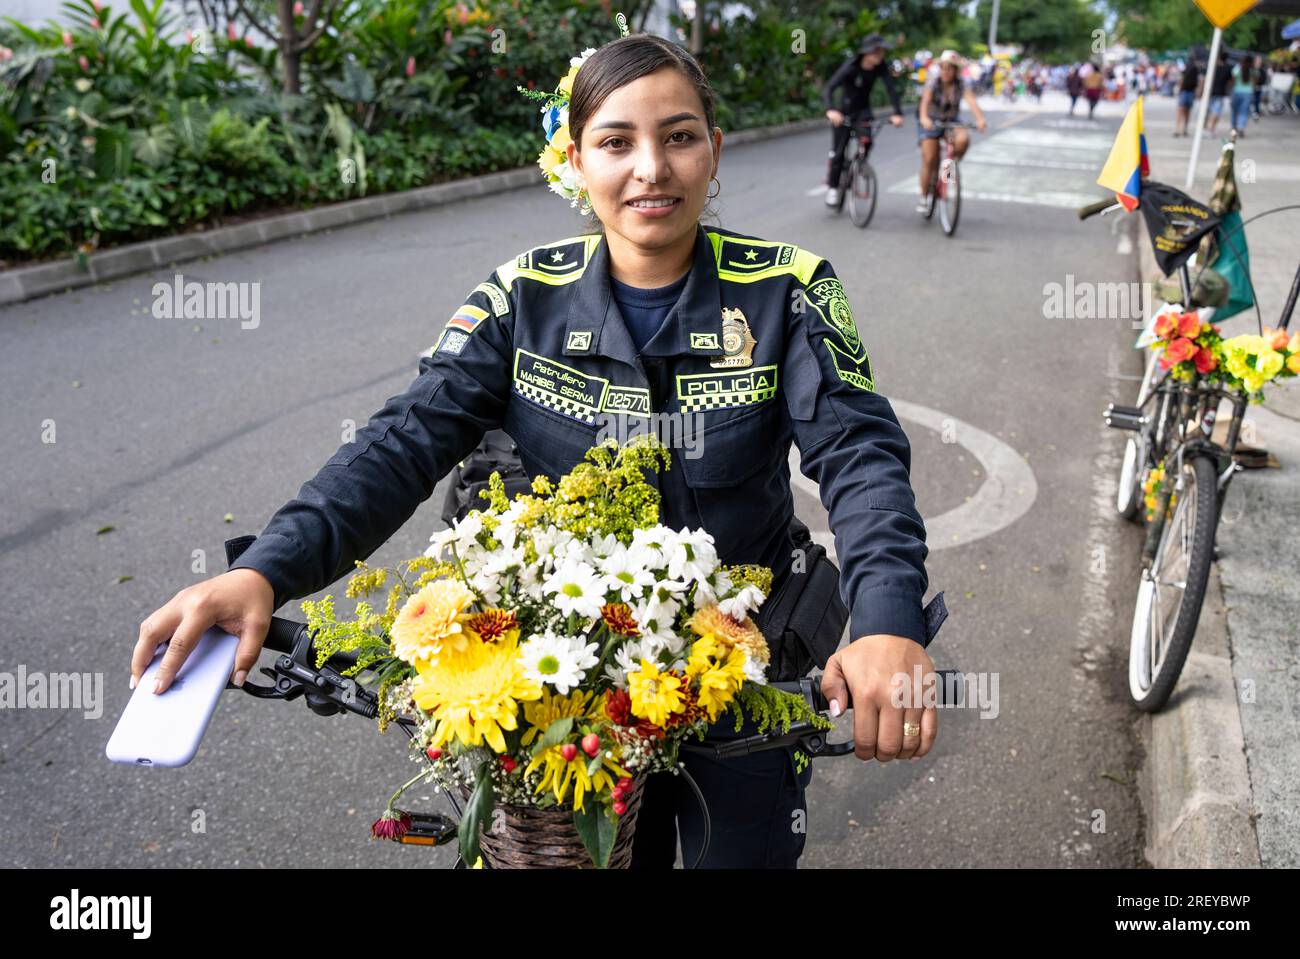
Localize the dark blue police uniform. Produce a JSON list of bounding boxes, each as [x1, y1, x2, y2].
[[228, 220, 930, 867]]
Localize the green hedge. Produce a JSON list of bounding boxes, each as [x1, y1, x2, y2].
[[0, 0, 909, 266]]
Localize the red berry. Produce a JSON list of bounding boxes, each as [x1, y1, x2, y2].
[[560, 743, 578, 761], [617, 777, 632, 792], [613, 800, 627, 815], [582, 733, 600, 757], [501, 755, 517, 773], [425, 747, 441, 760]]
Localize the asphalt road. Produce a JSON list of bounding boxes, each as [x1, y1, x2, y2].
[[1, 93, 1151, 868]]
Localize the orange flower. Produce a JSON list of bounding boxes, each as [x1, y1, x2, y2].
[[1177, 312, 1201, 338], [1194, 346, 1218, 374], [688, 605, 770, 665], [1154, 313, 1177, 340], [600, 603, 640, 637], [1165, 337, 1197, 364], [1264, 326, 1290, 351], [462, 608, 520, 644]]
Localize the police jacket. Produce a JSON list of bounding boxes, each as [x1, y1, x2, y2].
[[228, 222, 931, 645], [822, 56, 904, 119]]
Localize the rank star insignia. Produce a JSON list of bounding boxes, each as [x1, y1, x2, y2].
[[710, 307, 757, 369]]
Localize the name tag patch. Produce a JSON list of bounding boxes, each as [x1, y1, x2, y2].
[[602, 385, 651, 417], [513, 349, 609, 424], [676, 365, 778, 412]]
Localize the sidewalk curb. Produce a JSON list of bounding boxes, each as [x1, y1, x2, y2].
[[0, 117, 826, 308], [1132, 234, 1261, 868]]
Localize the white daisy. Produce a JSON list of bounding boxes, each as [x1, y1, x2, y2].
[[740, 651, 768, 685], [666, 526, 717, 583], [634, 587, 680, 635], [598, 545, 656, 603], [628, 525, 676, 571], [718, 584, 766, 620], [603, 640, 647, 689], [542, 559, 606, 620], [520, 631, 599, 694]]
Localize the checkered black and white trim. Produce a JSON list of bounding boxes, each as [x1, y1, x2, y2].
[[513, 381, 599, 424]]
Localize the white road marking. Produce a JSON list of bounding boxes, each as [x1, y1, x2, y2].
[[790, 399, 1039, 558]]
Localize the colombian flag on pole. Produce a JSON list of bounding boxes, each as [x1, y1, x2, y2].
[[1096, 96, 1149, 212]]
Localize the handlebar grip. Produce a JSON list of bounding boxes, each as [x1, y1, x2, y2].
[[1078, 198, 1114, 220], [264, 616, 306, 654]]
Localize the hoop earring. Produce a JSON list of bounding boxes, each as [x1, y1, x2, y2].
[[707, 176, 721, 200]]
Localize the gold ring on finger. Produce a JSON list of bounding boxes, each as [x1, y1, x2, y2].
[[903, 722, 921, 738]]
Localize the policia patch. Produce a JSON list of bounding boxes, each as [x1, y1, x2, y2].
[[804, 278, 874, 391], [513, 349, 609, 424], [676, 365, 778, 412], [805, 278, 861, 352]]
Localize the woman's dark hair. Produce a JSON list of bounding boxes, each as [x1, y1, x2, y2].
[[566, 33, 720, 233], [1238, 57, 1253, 85], [568, 33, 717, 152]]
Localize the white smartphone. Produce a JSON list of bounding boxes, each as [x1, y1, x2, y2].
[[105, 627, 240, 768]]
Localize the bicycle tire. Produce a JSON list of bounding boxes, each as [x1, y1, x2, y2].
[[848, 160, 878, 228], [1116, 436, 1144, 520], [1117, 352, 1162, 522], [1127, 453, 1217, 712], [940, 161, 961, 235]]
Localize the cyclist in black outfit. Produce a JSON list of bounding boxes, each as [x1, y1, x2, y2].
[[822, 34, 904, 208]]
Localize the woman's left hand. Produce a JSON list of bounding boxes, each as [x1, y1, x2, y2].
[[820, 633, 937, 763]]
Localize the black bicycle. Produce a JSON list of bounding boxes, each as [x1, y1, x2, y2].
[[237, 614, 963, 867], [828, 115, 890, 228], [1080, 193, 1300, 712]]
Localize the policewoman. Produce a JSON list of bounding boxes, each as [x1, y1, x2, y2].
[[131, 33, 939, 869]]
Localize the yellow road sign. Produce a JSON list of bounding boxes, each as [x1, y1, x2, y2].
[[1193, 0, 1259, 29]]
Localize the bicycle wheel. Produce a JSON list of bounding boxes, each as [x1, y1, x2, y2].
[[834, 162, 850, 212], [1116, 352, 1162, 521], [1127, 453, 1218, 712], [848, 160, 878, 228], [939, 160, 961, 235]]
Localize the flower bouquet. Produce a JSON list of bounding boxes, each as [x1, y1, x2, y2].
[[1149, 307, 1300, 400], [299, 436, 827, 868]]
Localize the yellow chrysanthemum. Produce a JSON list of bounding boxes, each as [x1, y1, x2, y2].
[[1256, 349, 1284, 379], [390, 578, 475, 665], [557, 63, 580, 95], [524, 745, 629, 812], [550, 124, 572, 155], [685, 634, 747, 722], [1287, 353, 1300, 375], [521, 688, 594, 746], [689, 605, 770, 665], [412, 637, 542, 753], [696, 656, 746, 721], [627, 659, 684, 727]]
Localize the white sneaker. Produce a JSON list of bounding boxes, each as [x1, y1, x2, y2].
[[916, 196, 931, 214], [825, 187, 841, 207]]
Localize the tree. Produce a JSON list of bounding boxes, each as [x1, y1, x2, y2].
[[974, 0, 1101, 60], [233, 0, 342, 95], [1108, 1, 1292, 54]]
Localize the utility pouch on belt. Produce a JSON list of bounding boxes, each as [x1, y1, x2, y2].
[[441, 429, 534, 527], [756, 517, 850, 683], [756, 517, 949, 682]]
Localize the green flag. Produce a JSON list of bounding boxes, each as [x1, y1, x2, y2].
[[1198, 140, 1253, 322]]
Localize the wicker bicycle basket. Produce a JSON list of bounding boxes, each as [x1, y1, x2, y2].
[[458, 775, 647, 869]]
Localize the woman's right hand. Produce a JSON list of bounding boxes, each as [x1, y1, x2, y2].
[[826, 109, 845, 126], [132, 568, 276, 695]]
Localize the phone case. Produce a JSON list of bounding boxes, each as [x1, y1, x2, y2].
[[105, 627, 239, 768]]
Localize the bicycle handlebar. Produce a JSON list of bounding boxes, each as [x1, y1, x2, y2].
[[1078, 197, 1119, 220], [253, 616, 963, 753]]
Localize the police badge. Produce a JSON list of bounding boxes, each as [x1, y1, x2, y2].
[[710, 307, 757, 369]]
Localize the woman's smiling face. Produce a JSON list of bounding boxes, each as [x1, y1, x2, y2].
[[567, 66, 721, 249]]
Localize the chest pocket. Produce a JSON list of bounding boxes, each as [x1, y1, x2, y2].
[[675, 400, 786, 487], [505, 394, 600, 481]]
